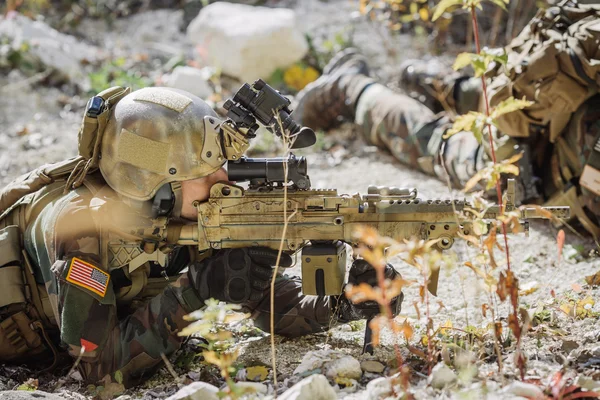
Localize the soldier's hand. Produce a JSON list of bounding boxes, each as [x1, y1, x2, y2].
[[189, 247, 292, 304], [334, 259, 403, 322]]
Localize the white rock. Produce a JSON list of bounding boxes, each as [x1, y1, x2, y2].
[[0, 392, 64, 400], [502, 381, 545, 400], [0, 14, 101, 89], [166, 382, 219, 400], [279, 375, 337, 400], [162, 66, 213, 99], [427, 362, 457, 389], [235, 382, 268, 395], [365, 376, 394, 400], [186, 2, 308, 82], [294, 350, 362, 380], [592, 345, 600, 358]]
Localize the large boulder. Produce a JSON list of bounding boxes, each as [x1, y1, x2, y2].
[[0, 14, 102, 89], [186, 2, 308, 82]]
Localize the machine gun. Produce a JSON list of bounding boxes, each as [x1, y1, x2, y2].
[[176, 155, 569, 296]]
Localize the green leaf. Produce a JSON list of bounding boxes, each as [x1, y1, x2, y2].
[[471, 58, 487, 77], [432, 0, 464, 21], [486, 0, 509, 11], [491, 97, 534, 119], [114, 370, 123, 385], [445, 112, 486, 143], [452, 52, 475, 71], [453, 50, 508, 76], [16, 384, 36, 392]]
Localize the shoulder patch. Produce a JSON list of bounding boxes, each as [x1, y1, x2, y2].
[[66, 258, 110, 298]]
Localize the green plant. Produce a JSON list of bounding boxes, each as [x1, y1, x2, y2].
[[180, 300, 252, 399], [432, 0, 533, 380], [88, 57, 151, 95]]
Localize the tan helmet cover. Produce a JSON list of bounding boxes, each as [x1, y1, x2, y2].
[[99, 87, 225, 201]]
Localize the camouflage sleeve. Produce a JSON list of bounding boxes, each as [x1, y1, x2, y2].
[[247, 275, 334, 338], [354, 83, 518, 190], [28, 191, 201, 387]]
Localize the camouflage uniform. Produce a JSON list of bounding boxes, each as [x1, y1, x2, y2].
[[294, 47, 600, 235], [16, 178, 334, 387]]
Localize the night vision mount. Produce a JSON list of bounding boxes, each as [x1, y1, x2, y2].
[[224, 79, 317, 149]]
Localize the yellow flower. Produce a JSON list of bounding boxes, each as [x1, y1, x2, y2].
[[283, 64, 320, 91]]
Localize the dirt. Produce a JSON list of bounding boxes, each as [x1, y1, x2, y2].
[[1, 1, 599, 399]]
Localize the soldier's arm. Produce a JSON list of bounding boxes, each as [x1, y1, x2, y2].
[[248, 275, 334, 337]]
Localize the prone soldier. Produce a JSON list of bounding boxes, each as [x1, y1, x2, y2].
[[293, 1, 600, 238], [0, 86, 402, 387]]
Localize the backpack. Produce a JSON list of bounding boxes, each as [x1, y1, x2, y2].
[[488, 0, 600, 143]]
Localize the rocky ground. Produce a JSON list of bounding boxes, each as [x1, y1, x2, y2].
[[1, 1, 600, 399]]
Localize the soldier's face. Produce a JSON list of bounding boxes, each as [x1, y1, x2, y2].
[[180, 167, 230, 220]]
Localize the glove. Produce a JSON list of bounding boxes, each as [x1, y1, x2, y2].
[[333, 259, 403, 323], [188, 247, 292, 304]]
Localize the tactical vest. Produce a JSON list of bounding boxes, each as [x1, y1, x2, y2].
[[0, 167, 185, 366], [486, 1, 600, 238]]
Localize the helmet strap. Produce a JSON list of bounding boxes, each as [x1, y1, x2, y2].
[[170, 182, 184, 219]]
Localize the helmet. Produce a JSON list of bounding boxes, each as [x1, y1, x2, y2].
[[99, 87, 225, 201]]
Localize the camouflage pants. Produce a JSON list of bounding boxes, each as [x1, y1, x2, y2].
[[354, 80, 489, 188]]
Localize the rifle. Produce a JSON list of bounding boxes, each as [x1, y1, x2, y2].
[[176, 158, 569, 297]]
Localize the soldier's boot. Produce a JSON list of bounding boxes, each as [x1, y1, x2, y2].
[[292, 48, 376, 131], [399, 58, 482, 115]]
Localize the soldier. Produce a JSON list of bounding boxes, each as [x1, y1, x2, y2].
[[293, 2, 600, 238], [0, 86, 402, 387]]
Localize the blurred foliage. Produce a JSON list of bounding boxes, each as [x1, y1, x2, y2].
[[0, 37, 43, 74], [283, 63, 319, 91], [3, 0, 187, 30], [88, 57, 152, 95], [267, 29, 351, 94], [357, 0, 555, 49]]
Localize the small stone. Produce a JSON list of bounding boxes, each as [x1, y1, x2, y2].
[[186, 2, 308, 81], [360, 360, 386, 374], [427, 362, 457, 389], [235, 382, 268, 395], [294, 350, 362, 380], [561, 340, 579, 353], [279, 374, 337, 400], [0, 392, 64, 400], [365, 377, 392, 400], [166, 382, 219, 400], [503, 381, 545, 399], [162, 66, 213, 99], [584, 330, 600, 343]]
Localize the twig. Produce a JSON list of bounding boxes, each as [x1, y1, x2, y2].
[[470, 5, 522, 379], [161, 352, 179, 381], [53, 347, 84, 392], [269, 115, 297, 393]]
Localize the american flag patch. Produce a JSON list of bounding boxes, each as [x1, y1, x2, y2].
[[66, 258, 110, 297]]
